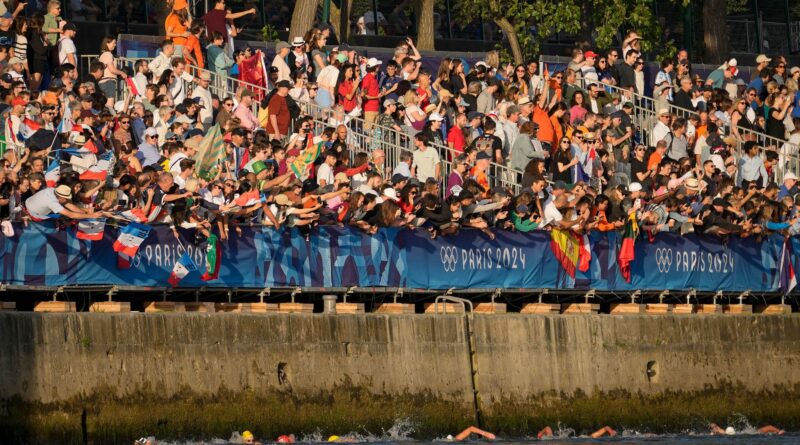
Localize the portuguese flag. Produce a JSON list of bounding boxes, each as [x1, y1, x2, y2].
[[290, 136, 324, 179], [550, 229, 590, 279], [200, 234, 222, 281], [618, 213, 639, 283]]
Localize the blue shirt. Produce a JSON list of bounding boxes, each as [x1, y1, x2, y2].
[[136, 142, 161, 167]]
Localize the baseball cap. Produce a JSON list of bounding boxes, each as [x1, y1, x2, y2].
[[144, 127, 158, 137], [756, 54, 771, 64], [0, 73, 12, 83], [391, 173, 408, 184], [276, 80, 292, 89], [428, 112, 444, 122], [175, 114, 193, 125], [63, 23, 78, 32], [175, 103, 188, 114], [611, 110, 625, 120], [276, 41, 290, 51], [269, 66, 279, 73], [366, 57, 382, 68], [336, 53, 348, 63], [628, 182, 642, 193], [383, 98, 396, 108], [8, 57, 23, 65], [11, 96, 27, 107], [185, 128, 204, 139], [584, 50, 598, 59], [0, 12, 12, 19], [467, 111, 484, 121]]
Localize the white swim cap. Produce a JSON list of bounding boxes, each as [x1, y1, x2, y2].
[[725, 426, 736, 435]]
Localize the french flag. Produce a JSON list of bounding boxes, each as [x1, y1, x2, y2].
[[117, 208, 148, 223], [113, 223, 151, 269], [79, 159, 111, 181], [76, 218, 106, 241], [45, 156, 60, 187], [168, 252, 197, 287], [18, 118, 40, 141], [779, 239, 797, 295], [233, 190, 266, 207]]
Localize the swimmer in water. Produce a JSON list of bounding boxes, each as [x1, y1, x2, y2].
[[710, 423, 785, 435], [277, 434, 296, 443], [447, 426, 496, 441], [536, 425, 615, 439], [242, 430, 261, 445], [327, 435, 358, 443], [133, 438, 155, 445]]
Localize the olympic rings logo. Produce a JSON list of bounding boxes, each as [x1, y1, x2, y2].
[[440, 246, 459, 272], [655, 248, 673, 273]]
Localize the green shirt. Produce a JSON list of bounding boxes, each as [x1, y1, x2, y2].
[[43, 13, 61, 45]]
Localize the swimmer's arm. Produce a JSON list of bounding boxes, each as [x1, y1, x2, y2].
[[454, 426, 495, 442], [709, 423, 726, 435], [589, 426, 616, 438]]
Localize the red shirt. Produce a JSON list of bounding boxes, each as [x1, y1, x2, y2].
[[337, 80, 358, 113], [361, 72, 380, 112], [267, 94, 290, 135], [203, 9, 228, 40], [447, 126, 466, 155]]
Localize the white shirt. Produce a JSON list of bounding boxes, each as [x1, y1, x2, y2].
[[169, 152, 188, 174], [317, 162, 334, 186], [168, 72, 194, 104], [149, 52, 172, 79], [271, 54, 292, 83], [651, 121, 670, 147], [412, 147, 441, 182], [57, 37, 76, 64], [133, 72, 148, 98], [393, 162, 412, 178], [25, 188, 65, 220], [542, 201, 563, 228]]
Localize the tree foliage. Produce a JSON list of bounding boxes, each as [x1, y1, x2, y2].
[[456, 0, 686, 63]]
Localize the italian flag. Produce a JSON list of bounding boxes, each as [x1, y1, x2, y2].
[[618, 212, 639, 283]]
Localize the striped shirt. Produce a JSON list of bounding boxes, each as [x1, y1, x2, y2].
[[13, 34, 27, 62]]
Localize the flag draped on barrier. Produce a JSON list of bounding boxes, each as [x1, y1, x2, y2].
[[779, 239, 797, 296], [113, 223, 152, 269], [550, 229, 590, 279], [200, 233, 221, 281], [618, 213, 639, 283]]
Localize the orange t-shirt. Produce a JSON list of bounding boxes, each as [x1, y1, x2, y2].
[[647, 151, 663, 171], [532, 106, 554, 148], [549, 115, 563, 148], [184, 35, 204, 68], [165, 13, 188, 46]]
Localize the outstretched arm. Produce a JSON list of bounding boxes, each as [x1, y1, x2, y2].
[[454, 426, 495, 442]]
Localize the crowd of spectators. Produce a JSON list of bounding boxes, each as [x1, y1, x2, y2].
[[1, 0, 800, 243]]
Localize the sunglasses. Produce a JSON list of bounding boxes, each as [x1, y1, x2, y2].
[[223, 102, 233, 106], [121, 121, 130, 124]]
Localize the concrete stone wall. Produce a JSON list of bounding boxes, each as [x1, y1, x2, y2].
[[1, 313, 800, 443]]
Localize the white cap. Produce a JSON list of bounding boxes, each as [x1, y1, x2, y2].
[[383, 187, 399, 201], [784, 172, 798, 182], [366, 57, 382, 68], [175, 115, 193, 124], [725, 427, 735, 436], [756, 54, 771, 64], [628, 182, 643, 192], [428, 112, 444, 122], [144, 127, 158, 137]]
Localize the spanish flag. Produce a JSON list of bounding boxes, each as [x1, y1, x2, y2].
[[618, 212, 639, 283], [550, 229, 590, 279]]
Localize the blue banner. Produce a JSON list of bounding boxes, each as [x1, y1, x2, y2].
[[0, 222, 796, 293]]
